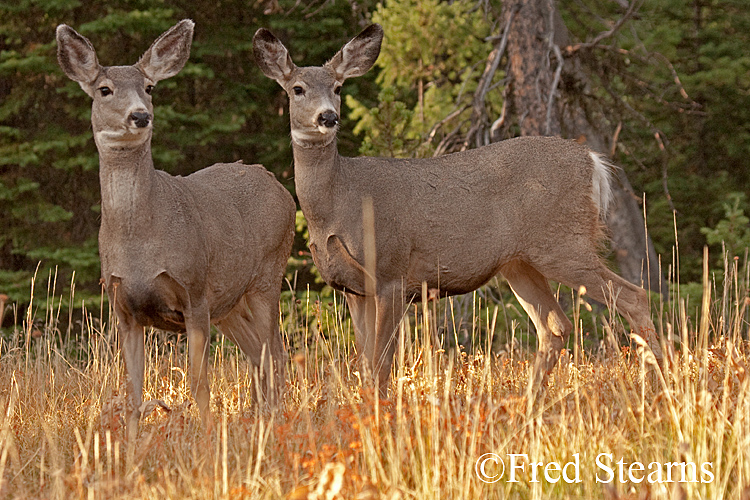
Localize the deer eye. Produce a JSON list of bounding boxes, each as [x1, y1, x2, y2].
[[334, 85, 342, 96], [292, 86, 305, 96], [145, 85, 154, 95], [98, 86, 112, 97]]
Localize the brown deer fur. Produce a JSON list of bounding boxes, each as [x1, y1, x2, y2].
[[253, 24, 662, 394], [57, 20, 295, 437]]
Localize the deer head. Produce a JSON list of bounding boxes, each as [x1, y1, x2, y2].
[[57, 20, 193, 150], [253, 24, 383, 147]]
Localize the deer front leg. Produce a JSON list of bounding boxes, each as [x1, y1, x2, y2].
[[117, 309, 145, 465], [348, 290, 403, 395], [346, 292, 377, 381], [501, 260, 573, 389], [372, 286, 406, 396], [244, 290, 287, 406], [186, 305, 212, 427]]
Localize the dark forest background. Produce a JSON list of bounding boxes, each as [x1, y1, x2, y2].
[[1, 0, 748, 322]]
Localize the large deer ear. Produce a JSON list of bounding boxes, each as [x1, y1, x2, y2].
[[253, 28, 297, 84], [325, 24, 383, 80], [56, 24, 101, 97], [136, 19, 194, 83]]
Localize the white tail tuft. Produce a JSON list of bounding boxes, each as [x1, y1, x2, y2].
[[590, 151, 614, 221]]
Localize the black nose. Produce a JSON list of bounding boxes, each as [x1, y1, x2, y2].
[[317, 111, 339, 128], [129, 112, 151, 128]]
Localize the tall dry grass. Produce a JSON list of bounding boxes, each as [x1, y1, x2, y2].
[[0, 251, 748, 499]]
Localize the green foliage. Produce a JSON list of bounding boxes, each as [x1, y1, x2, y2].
[[372, 0, 489, 90], [0, 0, 381, 312], [564, 0, 750, 282], [348, 86, 415, 157], [346, 0, 500, 155], [0, 269, 33, 304], [701, 192, 750, 263]]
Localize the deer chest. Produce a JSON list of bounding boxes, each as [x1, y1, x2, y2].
[[309, 234, 369, 296]]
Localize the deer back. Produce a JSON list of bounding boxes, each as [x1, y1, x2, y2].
[[308, 137, 602, 296]]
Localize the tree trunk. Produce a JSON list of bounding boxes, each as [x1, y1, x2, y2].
[[500, 0, 667, 297], [503, 0, 561, 137]]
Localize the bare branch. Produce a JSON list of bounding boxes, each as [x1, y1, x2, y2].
[[490, 97, 508, 142], [461, 4, 517, 151], [426, 105, 469, 143], [601, 82, 676, 212], [435, 119, 470, 156], [545, 43, 564, 136], [654, 131, 675, 212], [610, 121, 622, 158], [648, 52, 691, 101], [565, 0, 643, 54], [303, 0, 334, 18], [590, 45, 702, 113]]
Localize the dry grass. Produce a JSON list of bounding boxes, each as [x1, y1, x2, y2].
[[1, 258, 749, 499]]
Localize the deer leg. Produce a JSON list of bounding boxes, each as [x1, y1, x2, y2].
[[501, 260, 573, 388], [348, 288, 404, 396], [346, 292, 377, 380], [535, 250, 662, 363], [118, 310, 145, 445], [371, 286, 406, 396], [185, 305, 212, 427], [217, 291, 287, 407], [246, 291, 287, 406], [576, 266, 662, 363]]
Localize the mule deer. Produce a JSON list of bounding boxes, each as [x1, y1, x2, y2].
[[57, 20, 295, 435], [253, 24, 662, 394]]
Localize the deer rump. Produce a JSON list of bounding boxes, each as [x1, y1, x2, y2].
[[307, 136, 607, 301]]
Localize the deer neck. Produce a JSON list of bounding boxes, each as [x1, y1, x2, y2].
[[291, 137, 341, 226], [97, 140, 157, 229]]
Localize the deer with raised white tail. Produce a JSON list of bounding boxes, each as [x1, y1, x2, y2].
[[253, 24, 662, 394], [57, 20, 295, 436]]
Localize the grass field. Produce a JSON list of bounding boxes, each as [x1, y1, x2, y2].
[[0, 254, 749, 499]]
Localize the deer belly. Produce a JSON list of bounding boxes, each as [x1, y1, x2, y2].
[[407, 255, 500, 298], [436, 277, 495, 297]]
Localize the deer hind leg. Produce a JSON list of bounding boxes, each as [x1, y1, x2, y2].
[[501, 260, 573, 387], [537, 254, 662, 364], [580, 266, 661, 363], [217, 291, 287, 407]]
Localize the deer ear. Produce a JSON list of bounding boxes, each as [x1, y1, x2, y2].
[[326, 24, 383, 80], [253, 28, 296, 83], [56, 24, 101, 97], [136, 19, 194, 83]]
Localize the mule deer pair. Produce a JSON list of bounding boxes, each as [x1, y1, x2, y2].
[[57, 20, 295, 437], [253, 24, 662, 394], [57, 18, 661, 429]]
